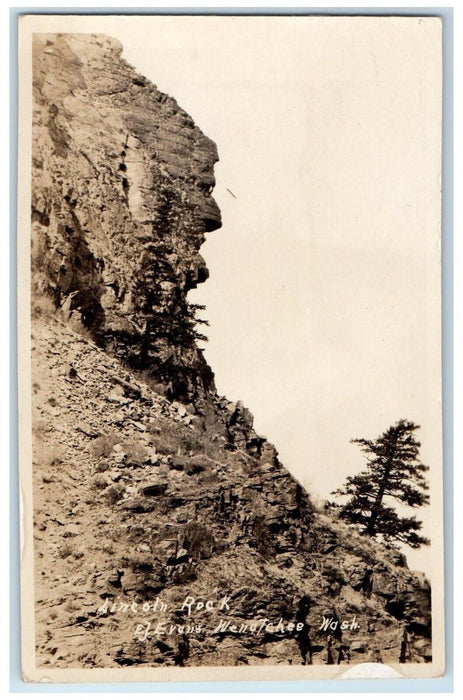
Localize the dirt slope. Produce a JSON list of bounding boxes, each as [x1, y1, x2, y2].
[[32, 313, 431, 668]]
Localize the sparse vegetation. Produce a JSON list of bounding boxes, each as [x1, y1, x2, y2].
[[64, 599, 81, 613], [90, 434, 120, 459], [123, 442, 148, 465], [129, 556, 154, 574], [104, 484, 125, 504], [90, 434, 147, 466], [149, 417, 203, 456], [91, 475, 109, 490], [31, 293, 57, 319], [57, 543, 74, 559], [94, 459, 111, 473], [183, 521, 215, 560], [37, 444, 65, 467]]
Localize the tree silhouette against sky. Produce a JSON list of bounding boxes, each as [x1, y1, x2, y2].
[[332, 419, 430, 549]]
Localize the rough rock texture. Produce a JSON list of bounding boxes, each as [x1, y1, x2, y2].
[[32, 32, 221, 406], [30, 33, 432, 669]]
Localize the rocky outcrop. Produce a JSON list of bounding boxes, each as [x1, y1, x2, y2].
[[31, 33, 432, 669], [32, 316, 432, 668], [32, 33, 220, 405]]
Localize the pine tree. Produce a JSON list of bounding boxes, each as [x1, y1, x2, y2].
[[332, 420, 430, 548], [131, 244, 209, 367]]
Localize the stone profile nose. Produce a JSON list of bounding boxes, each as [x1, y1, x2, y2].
[[202, 197, 222, 232]]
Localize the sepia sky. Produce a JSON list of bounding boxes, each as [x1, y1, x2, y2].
[[34, 16, 442, 575]]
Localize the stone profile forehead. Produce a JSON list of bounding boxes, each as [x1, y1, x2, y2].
[[34, 32, 222, 234]]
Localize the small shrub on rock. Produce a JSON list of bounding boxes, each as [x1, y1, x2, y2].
[[123, 442, 148, 465], [92, 475, 109, 490], [90, 433, 119, 458], [57, 543, 74, 559], [95, 459, 111, 473], [183, 522, 215, 560], [104, 484, 126, 504]]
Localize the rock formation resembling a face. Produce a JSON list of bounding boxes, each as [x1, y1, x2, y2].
[[31, 33, 223, 401]]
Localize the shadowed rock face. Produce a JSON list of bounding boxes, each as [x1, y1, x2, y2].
[[32, 33, 221, 403]]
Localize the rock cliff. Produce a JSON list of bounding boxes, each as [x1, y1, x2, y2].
[[32, 32, 220, 407], [30, 33, 432, 669]]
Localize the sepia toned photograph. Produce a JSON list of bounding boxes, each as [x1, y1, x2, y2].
[[17, 14, 444, 682]]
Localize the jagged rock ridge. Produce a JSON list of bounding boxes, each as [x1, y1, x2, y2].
[[31, 33, 432, 669]]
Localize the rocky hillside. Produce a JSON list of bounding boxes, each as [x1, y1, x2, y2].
[[30, 33, 432, 669]]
